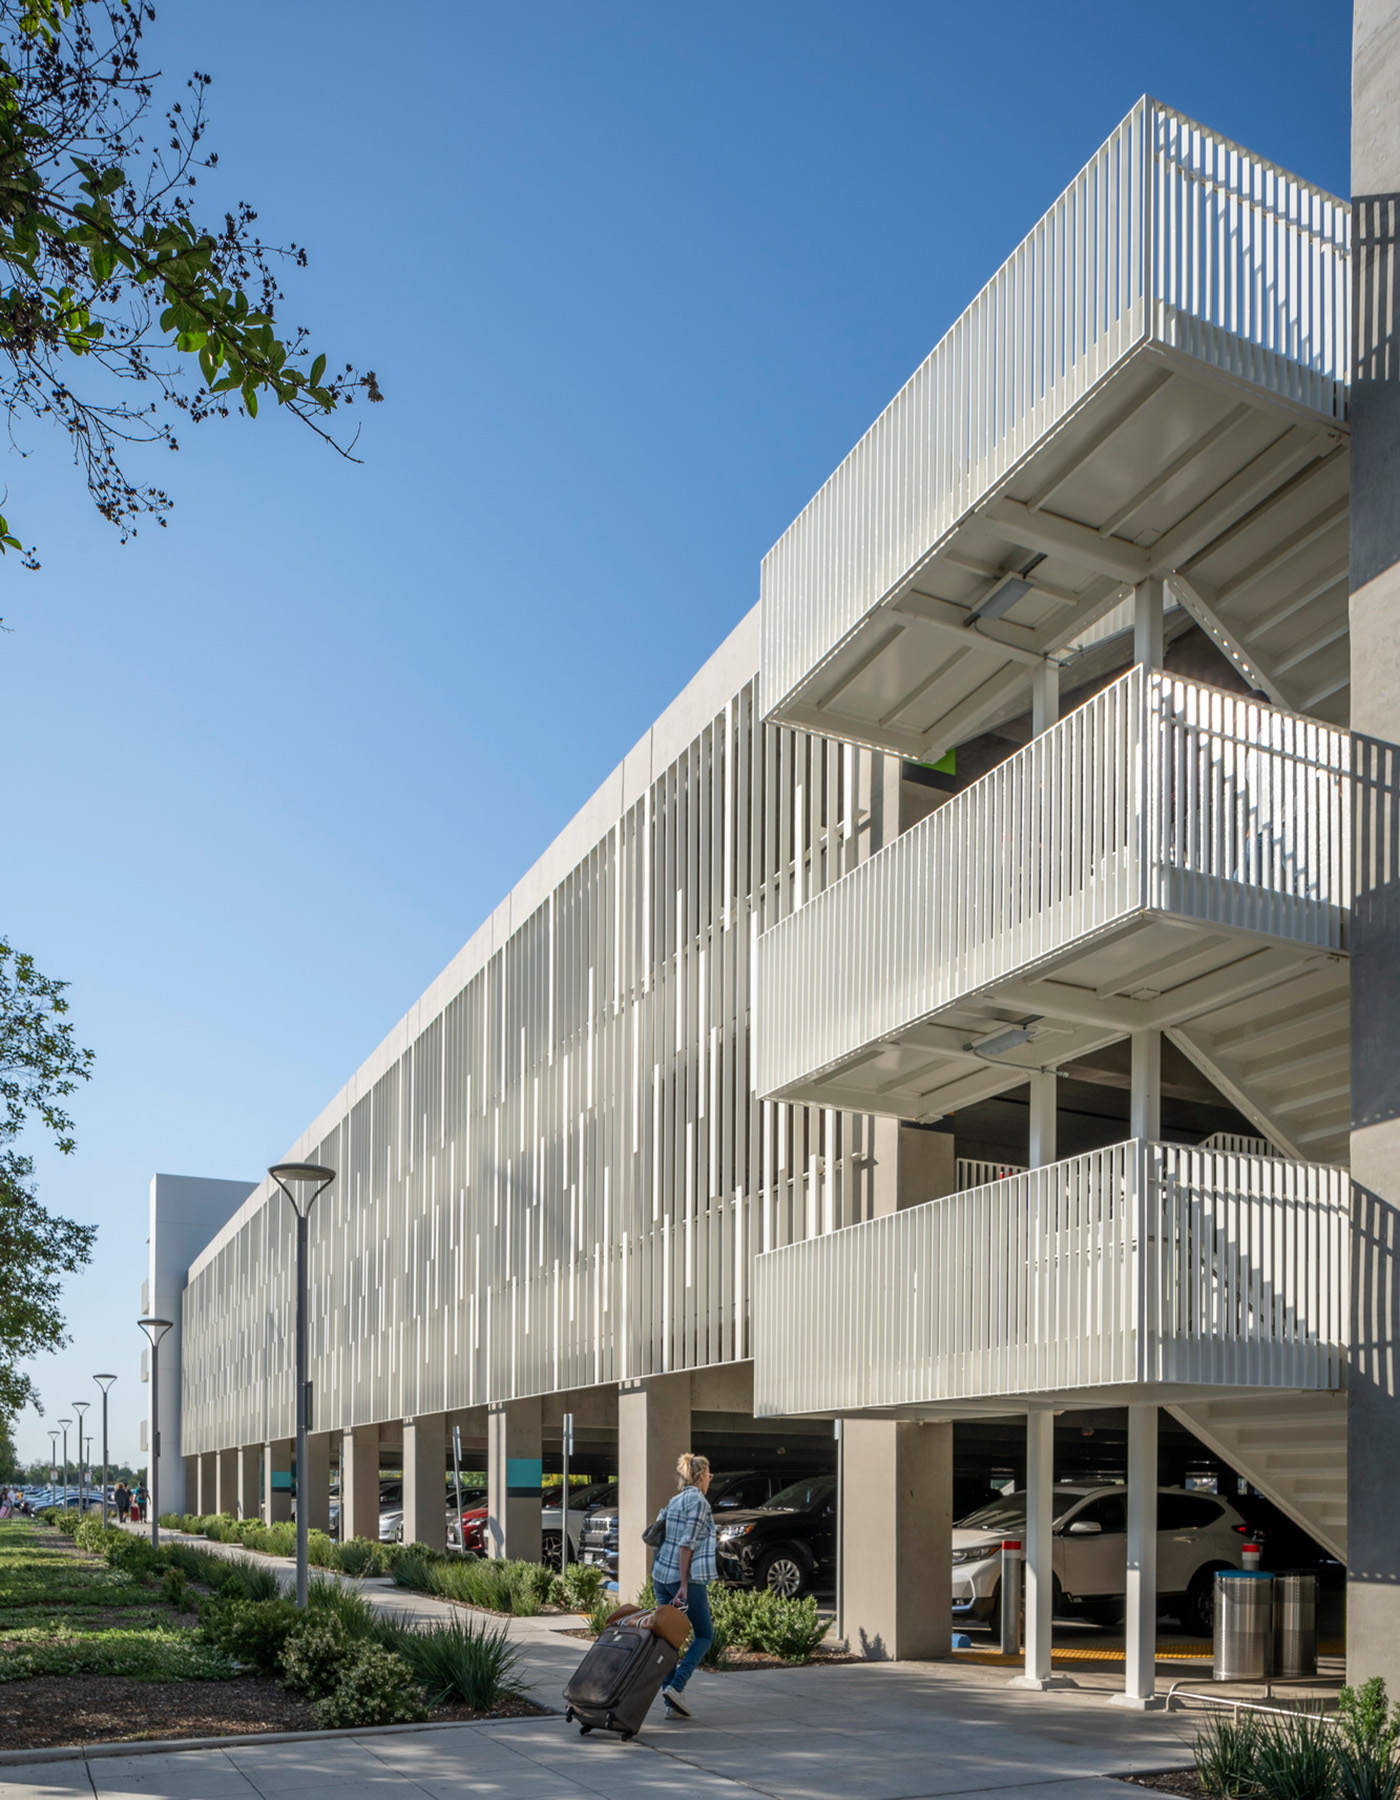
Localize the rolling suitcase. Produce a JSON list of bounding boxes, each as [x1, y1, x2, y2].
[[563, 1619, 679, 1740]]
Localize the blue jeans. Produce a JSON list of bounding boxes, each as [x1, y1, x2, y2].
[[652, 1576, 713, 1692]]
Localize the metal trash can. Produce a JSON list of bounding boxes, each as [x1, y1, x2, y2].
[[1214, 1570, 1275, 1681], [1273, 1572, 1318, 1679]]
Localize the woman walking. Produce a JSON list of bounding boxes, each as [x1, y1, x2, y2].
[[650, 1452, 716, 1719]]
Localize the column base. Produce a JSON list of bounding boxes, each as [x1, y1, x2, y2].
[[1106, 1691, 1166, 1711], [1008, 1673, 1078, 1690]]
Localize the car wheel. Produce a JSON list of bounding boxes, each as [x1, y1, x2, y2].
[[754, 1547, 809, 1598], [1185, 1569, 1220, 1637], [542, 1531, 563, 1571]]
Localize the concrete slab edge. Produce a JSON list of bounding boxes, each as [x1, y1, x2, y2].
[[0, 1708, 564, 1769]]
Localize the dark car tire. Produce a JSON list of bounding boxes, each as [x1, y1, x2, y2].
[[754, 1545, 812, 1598], [542, 1531, 563, 1571], [1185, 1567, 1225, 1637]]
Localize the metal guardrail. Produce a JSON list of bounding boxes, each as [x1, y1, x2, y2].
[[760, 97, 1349, 723], [756, 667, 1350, 1105], [753, 1138, 1348, 1416]]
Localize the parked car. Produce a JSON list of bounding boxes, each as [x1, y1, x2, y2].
[[714, 1474, 838, 1598], [951, 1484, 1247, 1635], [380, 1484, 486, 1545], [579, 1469, 829, 1580]]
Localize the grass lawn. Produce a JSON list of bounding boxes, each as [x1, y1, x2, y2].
[[0, 1519, 236, 1683]]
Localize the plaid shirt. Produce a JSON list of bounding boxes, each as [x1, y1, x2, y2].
[[651, 1483, 717, 1585]]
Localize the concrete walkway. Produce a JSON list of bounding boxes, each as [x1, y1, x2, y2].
[[0, 1528, 1208, 1799]]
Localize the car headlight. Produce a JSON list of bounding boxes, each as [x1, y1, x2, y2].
[[951, 1545, 997, 1566], [719, 1523, 754, 1540]]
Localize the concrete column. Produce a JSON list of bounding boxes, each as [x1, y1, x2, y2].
[[402, 1414, 447, 1552], [1130, 1030, 1161, 1143], [618, 1373, 692, 1602], [1032, 660, 1060, 735], [195, 1452, 214, 1515], [1028, 1071, 1057, 1169], [263, 1440, 292, 1524], [487, 1399, 543, 1563], [299, 1431, 331, 1534], [236, 1445, 260, 1521], [840, 1419, 952, 1661], [1133, 576, 1164, 670], [214, 1448, 237, 1516], [1349, 0, 1400, 1696], [1010, 1409, 1070, 1690], [1110, 1404, 1162, 1709], [341, 1424, 380, 1544]]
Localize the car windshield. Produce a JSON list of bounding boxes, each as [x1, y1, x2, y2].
[[761, 1477, 834, 1512], [958, 1490, 1092, 1531]]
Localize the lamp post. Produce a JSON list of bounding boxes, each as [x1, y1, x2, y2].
[[95, 1376, 117, 1527], [58, 1419, 72, 1508], [72, 1401, 90, 1510], [137, 1318, 173, 1550], [47, 1430, 59, 1501], [269, 1163, 336, 1607]]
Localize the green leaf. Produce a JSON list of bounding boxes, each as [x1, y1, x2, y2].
[[310, 353, 327, 387]]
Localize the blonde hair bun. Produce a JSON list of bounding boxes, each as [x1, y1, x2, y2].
[[676, 1452, 710, 1487]]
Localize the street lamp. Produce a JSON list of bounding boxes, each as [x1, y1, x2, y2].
[[58, 1419, 73, 1508], [47, 1430, 59, 1500], [269, 1162, 336, 1606], [137, 1318, 173, 1551], [95, 1376, 117, 1527], [72, 1401, 90, 1509]]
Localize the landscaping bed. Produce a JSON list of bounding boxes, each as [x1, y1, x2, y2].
[[0, 1516, 544, 1748]]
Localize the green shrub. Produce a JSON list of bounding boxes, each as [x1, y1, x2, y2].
[[313, 1643, 428, 1729], [304, 1574, 381, 1639], [158, 1513, 184, 1529], [1193, 1711, 1264, 1798], [553, 1562, 606, 1613], [228, 1559, 281, 1603], [586, 1592, 618, 1637], [0, 1623, 235, 1683], [336, 1536, 386, 1577], [1341, 1680, 1400, 1761], [392, 1551, 433, 1593], [397, 1614, 522, 1711], [198, 1595, 302, 1674], [1255, 1709, 1337, 1800], [307, 1529, 336, 1569], [50, 1510, 82, 1537], [281, 1613, 353, 1698], [161, 1566, 188, 1609], [423, 1555, 553, 1616], [104, 1533, 159, 1579]]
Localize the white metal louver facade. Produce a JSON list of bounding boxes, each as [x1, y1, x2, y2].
[[180, 613, 891, 1456]]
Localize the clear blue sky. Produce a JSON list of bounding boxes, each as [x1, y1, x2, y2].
[[3, 1, 1351, 1466]]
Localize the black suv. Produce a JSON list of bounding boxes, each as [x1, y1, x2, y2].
[[577, 1469, 825, 1579], [714, 1474, 836, 1598]]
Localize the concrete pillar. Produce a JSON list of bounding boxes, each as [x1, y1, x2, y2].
[[215, 1448, 237, 1516], [341, 1424, 380, 1543], [402, 1414, 447, 1552], [840, 1419, 952, 1661], [1009, 1409, 1070, 1690], [1028, 1071, 1057, 1168], [195, 1452, 214, 1515], [1130, 1030, 1161, 1143], [236, 1445, 260, 1521], [1109, 1404, 1162, 1709], [299, 1431, 331, 1533], [1133, 576, 1165, 670], [263, 1440, 292, 1524], [487, 1399, 543, 1562], [1032, 660, 1060, 735], [1349, 0, 1400, 1696], [618, 1373, 692, 1602]]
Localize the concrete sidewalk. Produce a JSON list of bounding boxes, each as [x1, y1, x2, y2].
[[0, 1527, 1204, 1799]]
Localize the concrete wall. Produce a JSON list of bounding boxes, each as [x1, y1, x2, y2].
[[146, 1174, 255, 1514], [1349, 0, 1400, 1696]]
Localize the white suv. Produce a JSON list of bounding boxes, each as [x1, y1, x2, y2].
[[952, 1484, 1247, 1635]]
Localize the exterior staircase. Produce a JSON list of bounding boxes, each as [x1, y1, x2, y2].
[[1169, 1392, 1347, 1563]]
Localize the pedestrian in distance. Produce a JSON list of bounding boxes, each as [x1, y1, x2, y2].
[[132, 1480, 147, 1523], [649, 1452, 717, 1719], [113, 1481, 131, 1523]]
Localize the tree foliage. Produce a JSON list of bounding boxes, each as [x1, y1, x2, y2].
[[0, 937, 95, 1418], [0, 0, 378, 563]]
